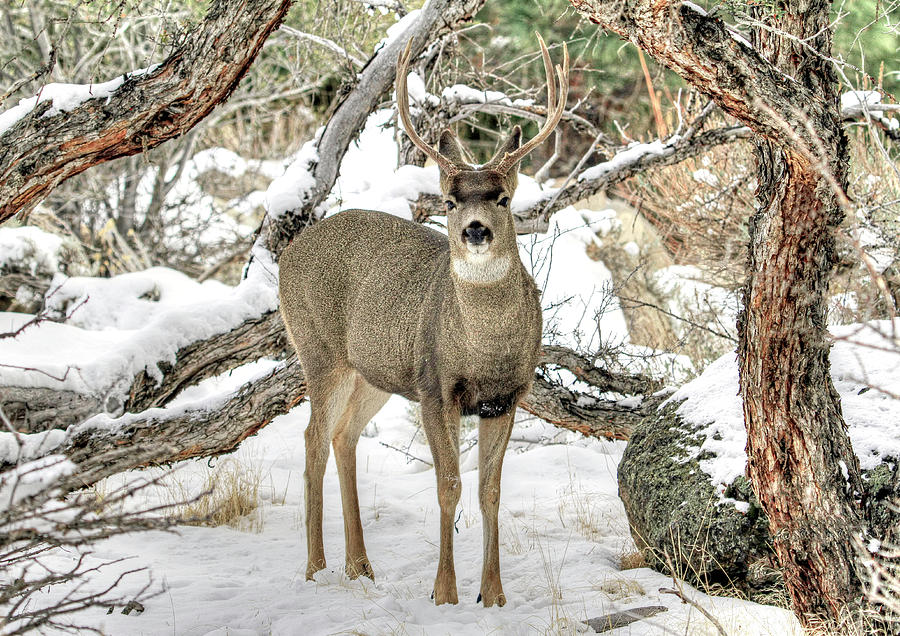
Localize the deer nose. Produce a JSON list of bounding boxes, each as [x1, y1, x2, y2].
[[462, 221, 493, 245]]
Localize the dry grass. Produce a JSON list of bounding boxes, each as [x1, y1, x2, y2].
[[619, 548, 647, 570], [555, 475, 623, 543], [170, 457, 265, 533], [595, 577, 646, 600]]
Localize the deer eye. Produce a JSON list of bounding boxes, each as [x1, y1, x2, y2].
[[498, 196, 510, 208], [445, 200, 456, 211]]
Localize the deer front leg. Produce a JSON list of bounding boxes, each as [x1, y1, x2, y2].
[[421, 400, 461, 605], [477, 411, 514, 607]]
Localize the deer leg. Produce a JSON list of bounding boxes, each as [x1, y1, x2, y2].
[[477, 411, 514, 607], [332, 373, 389, 581], [421, 400, 461, 605], [304, 367, 355, 581]]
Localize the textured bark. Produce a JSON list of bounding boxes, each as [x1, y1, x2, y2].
[[569, 0, 869, 624], [567, 0, 837, 151], [738, 2, 865, 621], [519, 375, 662, 442], [59, 357, 307, 487], [0, 386, 101, 434], [123, 310, 290, 414], [0, 0, 294, 223]]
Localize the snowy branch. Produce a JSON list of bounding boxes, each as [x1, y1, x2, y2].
[[0, 0, 294, 223], [412, 125, 752, 232]]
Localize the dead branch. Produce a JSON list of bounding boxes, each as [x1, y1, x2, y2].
[[0, 0, 294, 223]]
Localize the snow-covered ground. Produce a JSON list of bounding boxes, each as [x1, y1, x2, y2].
[[2, 51, 895, 636], [16, 388, 801, 635]]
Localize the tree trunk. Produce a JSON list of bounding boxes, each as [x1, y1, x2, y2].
[[738, 2, 866, 622], [566, 0, 870, 624]]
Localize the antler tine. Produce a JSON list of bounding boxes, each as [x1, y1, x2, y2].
[[492, 35, 569, 175], [396, 39, 460, 176]]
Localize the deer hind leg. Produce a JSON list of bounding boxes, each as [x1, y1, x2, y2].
[[304, 365, 356, 581], [421, 400, 461, 605], [477, 411, 514, 607], [331, 372, 389, 580]]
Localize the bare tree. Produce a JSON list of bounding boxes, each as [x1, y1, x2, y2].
[[566, 0, 890, 626]]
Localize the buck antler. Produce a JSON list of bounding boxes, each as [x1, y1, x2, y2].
[[487, 33, 569, 175], [396, 33, 569, 178], [396, 40, 461, 177]]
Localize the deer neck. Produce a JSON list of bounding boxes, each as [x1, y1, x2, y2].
[[449, 248, 530, 344]]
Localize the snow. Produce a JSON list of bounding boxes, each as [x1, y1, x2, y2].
[[0, 67, 154, 137], [442, 84, 513, 106], [0, 455, 76, 511], [680, 1, 707, 16], [404, 72, 441, 107], [378, 8, 420, 51], [692, 168, 719, 187], [264, 136, 321, 219], [841, 90, 882, 111], [5, 386, 801, 635], [0, 430, 68, 470], [578, 138, 676, 183], [524, 207, 630, 352], [0, 226, 64, 275], [665, 319, 900, 494], [0, 261, 277, 400]]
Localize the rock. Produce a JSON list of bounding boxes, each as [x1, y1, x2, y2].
[[585, 605, 668, 632], [618, 401, 779, 599], [620, 400, 900, 600]]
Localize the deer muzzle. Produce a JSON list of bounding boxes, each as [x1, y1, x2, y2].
[[462, 221, 493, 254]]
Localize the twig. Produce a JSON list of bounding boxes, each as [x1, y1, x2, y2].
[[658, 587, 728, 636], [279, 25, 365, 68], [378, 441, 432, 466], [617, 295, 737, 342]]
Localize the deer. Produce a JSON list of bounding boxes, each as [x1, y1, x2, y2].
[[278, 34, 568, 607]]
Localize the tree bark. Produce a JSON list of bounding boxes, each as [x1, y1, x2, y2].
[[568, 0, 869, 624], [738, 2, 865, 621], [0, 0, 294, 223]]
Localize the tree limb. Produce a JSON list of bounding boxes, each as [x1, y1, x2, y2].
[[0, 0, 295, 223], [0, 341, 665, 482], [567, 0, 839, 155], [412, 125, 751, 232]]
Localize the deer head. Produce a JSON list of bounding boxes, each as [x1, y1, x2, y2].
[[396, 34, 569, 283]]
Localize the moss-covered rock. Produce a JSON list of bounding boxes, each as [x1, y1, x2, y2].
[[620, 399, 900, 601], [619, 401, 777, 595]]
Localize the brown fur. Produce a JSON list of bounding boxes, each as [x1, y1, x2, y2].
[[280, 35, 567, 603]]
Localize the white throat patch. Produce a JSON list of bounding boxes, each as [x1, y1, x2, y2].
[[452, 252, 511, 284]]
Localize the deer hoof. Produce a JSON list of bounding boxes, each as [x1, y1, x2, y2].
[[432, 577, 459, 605], [346, 559, 375, 581], [479, 585, 506, 607], [306, 559, 327, 581]]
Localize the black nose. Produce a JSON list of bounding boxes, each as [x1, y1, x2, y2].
[[462, 221, 493, 245]]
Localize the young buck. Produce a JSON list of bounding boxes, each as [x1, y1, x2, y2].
[[278, 35, 568, 607]]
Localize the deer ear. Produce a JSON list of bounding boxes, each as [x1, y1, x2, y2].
[[486, 125, 522, 176], [438, 129, 467, 167]]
